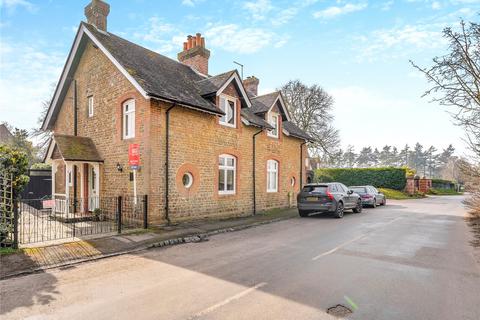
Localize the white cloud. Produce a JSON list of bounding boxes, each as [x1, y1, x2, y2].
[[243, 0, 273, 20], [205, 23, 280, 54], [0, 38, 63, 130], [181, 0, 204, 7], [313, 2, 368, 19], [132, 16, 183, 54], [0, 0, 35, 12], [431, 1, 442, 9], [355, 24, 446, 61], [381, 0, 394, 11]]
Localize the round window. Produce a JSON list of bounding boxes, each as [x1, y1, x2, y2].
[[182, 172, 193, 188], [290, 177, 296, 187]]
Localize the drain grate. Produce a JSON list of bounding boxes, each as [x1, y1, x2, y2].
[[327, 304, 353, 318]]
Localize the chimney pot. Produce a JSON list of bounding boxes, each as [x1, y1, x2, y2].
[[187, 35, 193, 49], [178, 32, 210, 75], [196, 33, 201, 47]]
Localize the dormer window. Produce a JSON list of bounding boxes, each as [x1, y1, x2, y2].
[[219, 95, 236, 128], [267, 112, 279, 138]]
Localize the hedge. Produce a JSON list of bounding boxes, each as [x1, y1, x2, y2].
[[314, 167, 407, 190], [431, 178, 456, 190]]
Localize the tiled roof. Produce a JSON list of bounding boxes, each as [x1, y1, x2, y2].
[[53, 134, 103, 162], [241, 109, 273, 129], [250, 92, 279, 114], [83, 23, 223, 115], [196, 70, 236, 96], [283, 121, 314, 141], [0, 124, 13, 144]]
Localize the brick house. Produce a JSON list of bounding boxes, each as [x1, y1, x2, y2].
[[42, 0, 312, 224]]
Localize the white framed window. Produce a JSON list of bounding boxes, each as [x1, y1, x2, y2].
[[218, 154, 236, 194], [122, 99, 135, 139], [182, 172, 193, 189], [267, 160, 278, 192], [88, 96, 94, 117], [267, 112, 279, 138], [219, 95, 236, 128]]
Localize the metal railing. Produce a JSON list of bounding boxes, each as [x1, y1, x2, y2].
[[17, 195, 148, 245]]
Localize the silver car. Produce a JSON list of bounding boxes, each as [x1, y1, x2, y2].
[[349, 185, 386, 208]]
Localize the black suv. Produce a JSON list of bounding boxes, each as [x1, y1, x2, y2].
[[297, 182, 362, 218]]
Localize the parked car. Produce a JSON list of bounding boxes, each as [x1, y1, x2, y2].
[[297, 182, 362, 218], [349, 185, 386, 208]]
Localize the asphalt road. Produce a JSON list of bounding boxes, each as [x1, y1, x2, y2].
[[1, 195, 479, 320]]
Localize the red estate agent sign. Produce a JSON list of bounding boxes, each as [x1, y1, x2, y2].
[[128, 144, 140, 169]]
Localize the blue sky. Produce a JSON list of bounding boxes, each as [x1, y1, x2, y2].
[[1, 0, 479, 156]]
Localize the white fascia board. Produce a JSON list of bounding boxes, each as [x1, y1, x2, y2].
[[216, 72, 252, 108], [43, 24, 150, 130], [267, 94, 291, 122]]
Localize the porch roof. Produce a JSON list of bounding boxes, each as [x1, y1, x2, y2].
[[49, 134, 103, 163]]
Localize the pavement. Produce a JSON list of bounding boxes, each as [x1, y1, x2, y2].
[[1, 195, 479, 320], [0, 207, 297, 279]]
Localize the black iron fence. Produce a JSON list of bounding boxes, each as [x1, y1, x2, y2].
[[15, 195, 148, 245]]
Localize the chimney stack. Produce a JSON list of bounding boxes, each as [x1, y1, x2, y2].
[[243, 76, 259, 96], [85, 0, 110, 32], [178, 33, 210, 75]]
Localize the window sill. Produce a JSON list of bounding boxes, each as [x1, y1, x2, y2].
[[218, 192, 236, 196], [219, 122, 236, 128], [267, 190, 278, 193]]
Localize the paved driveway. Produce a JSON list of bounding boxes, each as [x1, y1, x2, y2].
[[1, 196, 479, 320]]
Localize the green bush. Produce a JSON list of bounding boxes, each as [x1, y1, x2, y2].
[[314, 167, 407, 190], [0, 144, 30, 195]]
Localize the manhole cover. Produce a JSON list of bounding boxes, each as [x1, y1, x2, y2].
[[327, 304, 353, 318]]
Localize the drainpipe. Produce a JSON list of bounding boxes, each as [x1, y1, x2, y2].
[[300, 141, 307, 189], [73, 80, 78, 213], [252, 128, 263, 215], [165, 103, 177, 224]]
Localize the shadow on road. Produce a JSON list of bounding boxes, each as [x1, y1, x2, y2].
[[0, 252, 59, 315]]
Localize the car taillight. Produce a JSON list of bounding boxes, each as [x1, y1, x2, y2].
[[326, 191, 334, 200]]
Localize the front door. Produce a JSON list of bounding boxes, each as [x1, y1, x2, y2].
[[88, 165, 98, 211]]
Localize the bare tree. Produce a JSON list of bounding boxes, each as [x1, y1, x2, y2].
[[410, 20, 480, 155], [280, 80, 340, 157]]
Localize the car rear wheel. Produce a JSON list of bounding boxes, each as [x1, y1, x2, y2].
[[381, 198, 386, 206], [334, 202, 344, 219], [299, 210, 309, 217], [353, 200, 362, 213], [372, 198, 377, 208]]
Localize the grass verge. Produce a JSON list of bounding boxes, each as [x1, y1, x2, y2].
[[0, 247, 21, 256], [427, 188, 463, 196], [378, 188, 424, 200]]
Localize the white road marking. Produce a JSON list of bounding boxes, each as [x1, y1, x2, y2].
[[312, 217, 404, 261], [312, 234, 366, 260], [189, 282, 267, 319]]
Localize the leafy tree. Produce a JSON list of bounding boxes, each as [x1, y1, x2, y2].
[[343, 145, 357, 168], [0, 145, 30, 195], [280, 80, 340, 157], [1, 123, 39, 165], [411, 20, 480, 156], [357, 147, 374, 167]]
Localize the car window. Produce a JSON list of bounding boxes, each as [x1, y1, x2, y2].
[[339, 184, 348, 193], [351, 187, 366, 193], [303, 186, 328, 193], [329, 184, 337, 192]]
